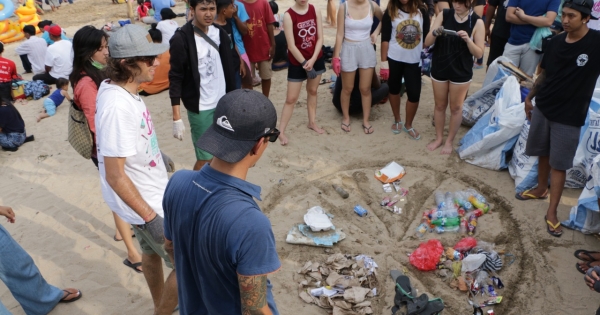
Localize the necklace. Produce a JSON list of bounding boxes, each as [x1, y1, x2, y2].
[[455, 11, 469, 20], [117, 84, 141, 101]]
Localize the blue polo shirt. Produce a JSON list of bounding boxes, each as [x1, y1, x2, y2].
[[507, 0, 561, 45], [232, 0, 250, 55], [163, 165, 280, 315], [151, 0, 176, 21]]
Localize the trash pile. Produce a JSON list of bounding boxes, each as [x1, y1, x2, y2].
[[409, 237, 505, 314], [416, 189, 490, 236], [286, 206, 346, 247], [374, 161, 409, 215], [297, 253, 379, 314]]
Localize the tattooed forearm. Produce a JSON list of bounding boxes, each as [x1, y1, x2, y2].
[[527, 69, 546, 100], [238, 274, 269, 315]]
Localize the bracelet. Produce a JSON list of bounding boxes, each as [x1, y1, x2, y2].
[[143, 211, 155, 223]]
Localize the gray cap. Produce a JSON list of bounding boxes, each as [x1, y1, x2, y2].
[[196, 89, 277, 163], [108, 24, 168, 58]]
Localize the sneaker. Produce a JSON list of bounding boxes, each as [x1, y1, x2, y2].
[[473, 63, 484, 70]]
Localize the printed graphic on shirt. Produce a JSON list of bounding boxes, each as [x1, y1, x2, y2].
[[577, 54, 589, 67], [141, 108, 161, 169], [247, 13, 264, 38], [297, 19, 317, 50], [395, 19, 421, 50], [199, 49, 218, 83]]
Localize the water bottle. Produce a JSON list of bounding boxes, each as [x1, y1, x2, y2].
[[416, 222, 430, 238], [454, 191, 473, 211], [466, 189, 487, 204], [434, 191, 445, 209], [459, 217, 468, 234], [435, 226, 460, 234], [431, 217, 460, 227]]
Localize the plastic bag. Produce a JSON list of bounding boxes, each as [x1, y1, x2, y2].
[[454, 237, 477, 252], [303, 206, 334, 231], [461, 254, 486, 272], [563, 153, 600, 234], [565, 98, 600, 188], [409, 239, 444, 271], [508, 119, 539, 193]]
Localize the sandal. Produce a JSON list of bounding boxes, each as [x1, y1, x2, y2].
[[515, 189, 548, 200], [362, 124, 374, 134], [59, 289, 82, 303], [341, 122, 351, 133], [392, 121, 403, 134], [575, 261, 600, 274], [123, 259, 143, 273], [574, 249, 600, 262], [403, 126, 421, 140], [545, 215, 563, 237], [390, 270, 429, 315]]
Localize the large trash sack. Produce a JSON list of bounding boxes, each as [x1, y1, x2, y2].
[[562, 154, 600, 234], [508, 119, 539, 193], [457, 76, 525, 170], [565, 98, 600, 188]]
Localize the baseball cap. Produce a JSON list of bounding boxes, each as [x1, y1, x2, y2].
[[47, 25, 62, 36], [564, 0, 599, 19], [196, 89, 278, 163], [108, 24, 168, 58]]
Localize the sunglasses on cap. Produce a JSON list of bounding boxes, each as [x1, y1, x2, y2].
[[565, 0, 592, 9], [257, 128, 280, 142]]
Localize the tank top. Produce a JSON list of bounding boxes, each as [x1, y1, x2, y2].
[[49, 88, 66, 106], [344, 1, 373, 42], [431, 9, 480, 80], [388, 9, 424, 64], [287, 4, 323, 66]]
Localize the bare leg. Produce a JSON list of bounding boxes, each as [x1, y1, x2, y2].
[[261, 79, 271, 97], [154, 270, 178, 315], [193, 160, 210, 171], [427, 80, 449, 151], [546, 167, 566, 234], [241, 62, 253, 89], [340, 71, 357, 132], [327, 0, 337, 27], [358, 67, 374, 133], [306, 74, 324, 134], [142, 253, 164, 310], [37, 113, 49, 122], [526, 155, 550, 197], [389, 93, 402, 132], [441, 82, 470, 154], [279, 81, 303, 145], [404, 100, 420, 138], [113, 213, 142, 271]]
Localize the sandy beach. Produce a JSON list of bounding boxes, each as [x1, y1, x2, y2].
[[1, 0, 599, 314]]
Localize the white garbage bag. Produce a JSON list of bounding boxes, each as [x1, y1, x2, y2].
[[562, 154, 600, 234], [508, 120, 539, 193], [565, 98, 600, 188]]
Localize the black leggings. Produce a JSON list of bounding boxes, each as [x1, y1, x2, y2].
[[388, 59, 421, 102]]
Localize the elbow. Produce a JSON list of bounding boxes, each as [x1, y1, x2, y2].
[[542, 19, 554, 27]]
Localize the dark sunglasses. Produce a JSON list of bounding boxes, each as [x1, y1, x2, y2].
[[258, 128, 280, 142], [138, 55, 158, 66], [565, 0, 592, 9]]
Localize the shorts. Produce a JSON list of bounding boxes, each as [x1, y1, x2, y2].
[[340, 39, 377, 72], [256, 60, 273, 80], [287, 57, 326, 82], [188, 109, 215, 161], [388, 59, 421, 102], [525, 106, 581, 171], [430, 74, 472, 84], [43, 98, 57, 116], [132, 224, 174, 269], [486, 34, 509, 67], [502, 42, 542, 77]]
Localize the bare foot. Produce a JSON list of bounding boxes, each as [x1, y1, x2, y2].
[[440, 143, 453, 155], [427, 139, 443, 151], [279, 133, 289, 146], [36, 116, 42, 123], [308, 123, 325, 134]]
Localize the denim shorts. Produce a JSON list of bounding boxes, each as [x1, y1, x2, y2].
[[0, 131, 26, 149], [340, 39, 377, 72]]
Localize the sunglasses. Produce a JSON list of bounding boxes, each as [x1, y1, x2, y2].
[[258, 128, 280, 142], [138, 55, 158, 66], [565, 0, 592, 9]]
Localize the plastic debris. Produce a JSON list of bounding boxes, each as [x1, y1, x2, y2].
[[286, 224, 346, 247], [304, 206, 334, 232]]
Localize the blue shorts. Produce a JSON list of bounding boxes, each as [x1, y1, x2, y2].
[[43, 98, 57, 116]]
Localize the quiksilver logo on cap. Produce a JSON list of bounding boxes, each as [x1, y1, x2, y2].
[[216, 116, 234, 132]]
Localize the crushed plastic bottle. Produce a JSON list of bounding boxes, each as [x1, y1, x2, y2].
[[431, 217, 460, 227], [434, 191, 445, 209], [454, 191, 473, 211], [416, 222, 430, 237], [435, 226, 460, 234]]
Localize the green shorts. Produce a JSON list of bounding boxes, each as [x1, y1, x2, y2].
[[188, 109, 215, 161], [132, 224, 174, 269]]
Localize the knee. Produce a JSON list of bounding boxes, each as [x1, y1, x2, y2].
[[285, 95, 299, 105], [341, 86, 353, 96], [449, 105, 462, 116], [359, 86, 371, 96], [306, 86, 318, 97]]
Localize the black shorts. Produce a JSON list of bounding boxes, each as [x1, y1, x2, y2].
[[388, 59, 421, 102], [486, 34, 509, 67], [287, 57, 326, 82]]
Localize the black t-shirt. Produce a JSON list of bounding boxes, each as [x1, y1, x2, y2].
[[273, 31, 288, 63], [536, 30, 600, 127], [221, 19, 240, 72], [488, 0, 510, 39], [0, 104, 25, 134]]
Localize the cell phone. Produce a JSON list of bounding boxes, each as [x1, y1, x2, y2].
[[442, 30, 458, 36]]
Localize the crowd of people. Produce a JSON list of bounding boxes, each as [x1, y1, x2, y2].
[[1, 0, 600, 313]]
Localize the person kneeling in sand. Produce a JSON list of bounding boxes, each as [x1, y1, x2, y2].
[[332, 71, 389, 115], [37, 78, 71, 122], [0, 102, 34, 152], [0, 205, 82, 313]]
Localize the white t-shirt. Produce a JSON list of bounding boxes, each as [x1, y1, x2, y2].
[[194, 25, 226, 111], [157, 19, 179, 44], [95, 81, 168, 225], [15, 36, 47, 74], [44, 40, 73, 79], [387, 10, 424, 64]]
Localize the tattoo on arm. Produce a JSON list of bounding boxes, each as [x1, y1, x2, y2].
[[238, 274, 269, 315], [528, 69, 546, 99]]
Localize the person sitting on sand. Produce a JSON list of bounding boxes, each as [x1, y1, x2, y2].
[[0, 205, 82, 313], [33, 25, 73, 85], [37, 78, 71, 122], [38, 21, 70, 45], [0, 102, 34, 152], [332, 71, 389, 115], [15, 25, 48, 75], [0, 42, 17, 103], [139, 25, 170, 95], [157, 8, 179, 44]]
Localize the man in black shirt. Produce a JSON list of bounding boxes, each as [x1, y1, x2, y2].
[[518, 0, 600, 238], [485, 0, 511, 68]]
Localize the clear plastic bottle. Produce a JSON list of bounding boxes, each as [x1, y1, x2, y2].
[[434, 191, 445, 209], [466, 189, 487, 204], [416, 222, 430, 237], [431, 217, 460, 227], [454, 191, 473, 211], [435, 226, 460, 234]]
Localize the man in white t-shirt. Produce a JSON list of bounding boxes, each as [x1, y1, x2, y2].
[[95, 24, 178, 315], [15, 25, 47, 75], [169, 0, 235, 171], [32, 25, 73, 85]]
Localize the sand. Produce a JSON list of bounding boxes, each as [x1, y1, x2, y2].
[[1, 0, 600, 314]]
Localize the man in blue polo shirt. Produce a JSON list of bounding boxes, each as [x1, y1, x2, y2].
[[504, 0, 561, 76], [142, 0, 176, 23], [163, 89, 281, 315]]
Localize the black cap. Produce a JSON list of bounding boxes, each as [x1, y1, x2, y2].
[[196, 89, 277, 163], [564, 0, 598, 19], [160, 8, 177, 20]]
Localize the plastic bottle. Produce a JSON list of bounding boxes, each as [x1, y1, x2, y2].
[[431, 217, 460, 227], [416, 222, 430, 237], [467, 213, 477, 235], [435, 226, 460, 234], [332, 184, 349, 199], [454, 191, 473, 211], [434, 191, 445, 209], [466, 189, 487, 203], [459, 217, 468, 234], [466, 189, 489, 213]]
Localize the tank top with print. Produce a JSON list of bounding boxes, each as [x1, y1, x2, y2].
[[388, 9, 424, 64], [287, 4, 323, 66]]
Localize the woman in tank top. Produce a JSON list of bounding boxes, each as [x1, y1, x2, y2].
[[332, 0, 383, 134], [424, 0, 484, 155], [381, 0, 430, 140], [277, 0, 325, 145]]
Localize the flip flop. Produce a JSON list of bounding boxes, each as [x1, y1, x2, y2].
[[419, 298, 445, 315], [515, 189, 548, 200], [390, 270, 428, 315], [574, 249, 600, 261], [123, 259, 143, 273], [392, 121, 403, 135], [319, 79, 332, 85], [362, 124, 374, 134], [576, 261, 596, 274], [59, 289, 82, 303], [545, 215, 563, 237], [403, 126, 421, 140], [341, 123, 351, 133]]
